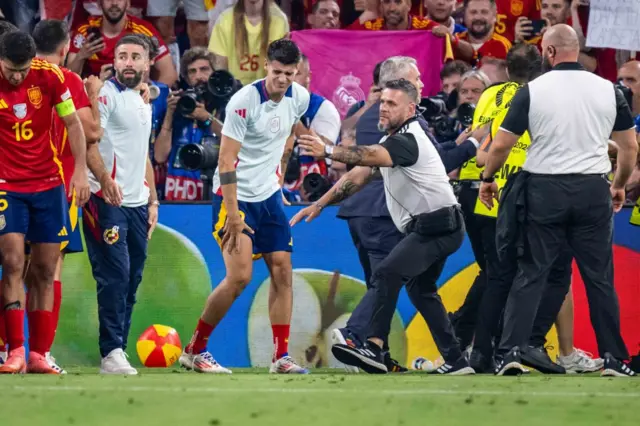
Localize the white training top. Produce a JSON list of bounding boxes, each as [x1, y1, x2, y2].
[[90, 79, 152, 208], [213, 79, 310, 202]]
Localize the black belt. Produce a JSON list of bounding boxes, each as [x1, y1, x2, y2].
[[405, 205, 463, 237]]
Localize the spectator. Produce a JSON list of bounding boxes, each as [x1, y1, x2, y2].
[[285, 54, 341, 191], [459, 0, 512, 63], [342, 61, 383, 131], [348, 0, 424, 30], [208, 0, 289, 86], [67, 0, 178, 86], [70, 0, 148, 29], [517, 0, 596, 72], [618, 61, 640, 118], [458, 69, 491, 105], [424, 0, 467, 34], [494, 0, 540, 42], [154, 47, 222, 201], [440, 59, 472, 94], [147, 0, 209, 57], [307, 0, 341, 29], [480, 56, 508, 83]]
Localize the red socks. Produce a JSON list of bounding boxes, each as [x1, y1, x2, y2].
[[272, 324, 290, 360], [0, 309, 7, 351], [185, 318, 214, 354], [28, 310, 51, 356], [48, 280, 62, 352], [5, 308, 25, 350]]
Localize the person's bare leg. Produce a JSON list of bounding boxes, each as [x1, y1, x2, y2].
[[186, 20, 209, 47], [264, 252, 293, 327], [555, 287, 574, 357]]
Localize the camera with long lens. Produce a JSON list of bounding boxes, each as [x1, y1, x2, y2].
[[302, 173, 332, 202], [419, 90, 475, 141], [178, 135, 220, 171], [176, 69, 242, 116]]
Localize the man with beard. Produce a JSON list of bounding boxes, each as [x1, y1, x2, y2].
[[480, 24, 637, 377], [67, 0, 177, 86], [307, 0, 341, 29], [493, 0, 540, 42], [459, 0, 513, 64], [83, 35, 158, 375]]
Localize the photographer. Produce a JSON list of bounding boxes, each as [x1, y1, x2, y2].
[[154, 47, 223, 201]]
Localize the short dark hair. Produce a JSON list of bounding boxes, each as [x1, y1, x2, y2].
[[463, 0, 496, 8], [267, 39, 301, 66], [115, 34, 150, 55], [0, 20, 17, 39], [180, 46, 216, 80], [384, 78, 418, 103], [32, 20, 70, 55], [440, 60, 471, 80], [126, 34, 158, 60], [0, 31, 36, 65], [506, 43, 542, 82], [373, 61, 383, 86], [312, 0, 338, 13]]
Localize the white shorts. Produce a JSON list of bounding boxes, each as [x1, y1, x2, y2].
[[146, 0, 209, 21]]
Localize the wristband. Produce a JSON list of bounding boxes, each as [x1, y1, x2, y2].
[[324, 144, 334, 158], [480, 172, 495, 183], [149, 200, 160, 206]]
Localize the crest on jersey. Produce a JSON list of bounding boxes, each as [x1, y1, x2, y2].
[[13, 103, 27, 119], [73, 33, 85, 49], [511, 0, 524, 16], [332, 73, 365, 117], [0, 215, 5, 231], [269, 116, 281, 133], [27, 87, 43, 109], [103, 225, 120, 245]]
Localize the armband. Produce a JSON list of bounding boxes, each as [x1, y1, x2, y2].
[[220, 171, 237, 185], [55, 98, 76, 117]]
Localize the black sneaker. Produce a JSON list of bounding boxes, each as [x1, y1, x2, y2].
[[330, 328, 361, 374], [521, 346, 566, 374], [383, 352, 408, 373], [469, 350, 495, 374], [331, 342, 387, 374], [601, 353, 637, 377], [494, 347, 527, 376], [430, 355, 475, 375]]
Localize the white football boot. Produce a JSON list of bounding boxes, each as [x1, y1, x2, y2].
[[270, 355, 309, 374], [46, 352, 67, 374], [179, 351, 231, 374]]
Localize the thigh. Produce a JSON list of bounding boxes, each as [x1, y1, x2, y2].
[[146, 0, 178, 17], [183, 0, 209, 21], [83, 195, 130, 265], [126, 205, 149, 261], [212, 194, 259, 258], [26, 185, 68, 244], [253, 192, 292, 256], [406, 258, 447, 295], [0, 190, 29, 237]]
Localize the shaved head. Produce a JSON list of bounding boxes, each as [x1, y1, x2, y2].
[[540, 24, 580, 71], [618, 61, 640, 104]]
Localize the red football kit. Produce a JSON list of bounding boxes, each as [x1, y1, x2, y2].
[[52, 67, 92, 199], [0, 59, 76, 193], [69, 14, 169, 78], [458, 30, 512, 64], [495, 0, 541, 42]]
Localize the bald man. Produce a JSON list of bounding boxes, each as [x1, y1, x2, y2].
[[618, 61, 640, 116], [481, 24, 638, 377]]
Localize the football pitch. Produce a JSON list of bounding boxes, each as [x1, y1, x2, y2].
[[1, 369, 639, 426]]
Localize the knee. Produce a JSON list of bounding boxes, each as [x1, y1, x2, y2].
[[1, 252, 25, 277], [187, 20, 209, 47], [28, 259, 56, 288], [269, 262, 292, 291], [225, 270, 253, 296]]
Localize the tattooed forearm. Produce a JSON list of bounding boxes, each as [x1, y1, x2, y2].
[[327, 179, 360, 204], [280, 148, 292, 180], [328, 145, 378, 166]]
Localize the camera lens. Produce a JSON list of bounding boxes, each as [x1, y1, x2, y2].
[[177, 95, 197, 115]]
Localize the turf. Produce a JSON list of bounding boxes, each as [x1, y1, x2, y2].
[[1, 368, 639, 426]]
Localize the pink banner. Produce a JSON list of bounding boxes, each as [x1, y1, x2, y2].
[[290, 30, 446, 118]]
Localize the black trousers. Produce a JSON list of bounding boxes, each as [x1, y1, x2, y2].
[[367, 208, 465, 363], [498, 174, 628, 360], [345, 217, 404, 348], [454, 183, 500, 348]]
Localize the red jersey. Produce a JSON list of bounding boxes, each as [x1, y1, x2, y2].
[[495, 0, 541, 42], [69, 14, 168, 78], [348, 15, 432, 30], [0, 59, 75, 193], [52, 68, 92, 198], [459, 31, 512, 64]]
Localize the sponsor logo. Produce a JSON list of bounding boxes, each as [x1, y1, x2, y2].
[[27, 87, 43, 109], [235, 109, 247, 118], [13, 103, 27, 119], [103, 225, 120, 245], [58, 227, 68, 237]]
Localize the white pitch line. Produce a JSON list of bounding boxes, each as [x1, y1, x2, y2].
[[9, 385, 640, 399]]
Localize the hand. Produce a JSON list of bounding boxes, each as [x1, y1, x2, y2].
[[69, 166, 90, 207], [290, 203, 324, 226], [186, 102, 210, 122], [366, 86, 382, 105], [221, 213, 254, 254], [78, 33, 105, 61], [99, 175, 123, 206], [166, 90, 183, 113], [98, 63, 114, 82], [297, 134, 327, 158], [139, 82, 151, 104], [515, 16, 533, 41], [610, 186, 625, 213], [147, 203, 159, 240], [456, 127, 473, 145], [479, 180, 499, 209], [84, 75, 104, 97], [471, 123, 491, 143], [432, 25, 450, 38]]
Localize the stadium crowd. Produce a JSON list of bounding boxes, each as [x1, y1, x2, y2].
[[0, 0, 638, 376]]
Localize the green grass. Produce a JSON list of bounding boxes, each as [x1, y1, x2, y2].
[[1, 368, 639, 426]]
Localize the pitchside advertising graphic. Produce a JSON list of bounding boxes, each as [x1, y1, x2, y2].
[[3, 205, 639, 367]]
